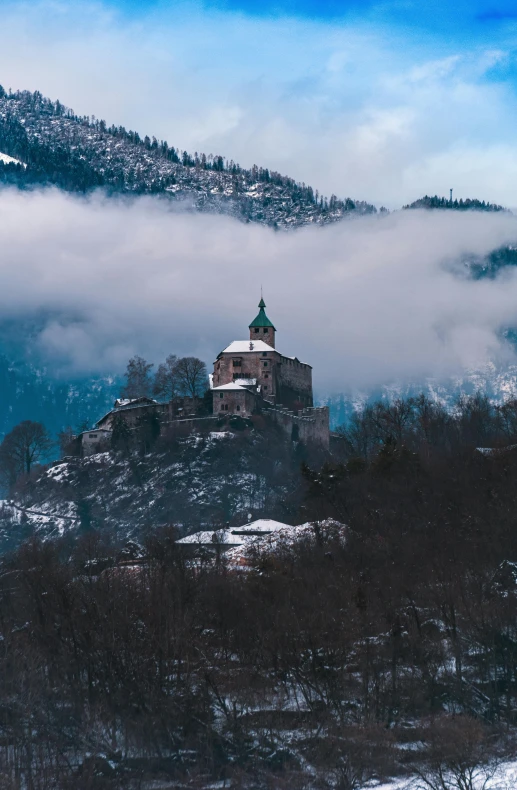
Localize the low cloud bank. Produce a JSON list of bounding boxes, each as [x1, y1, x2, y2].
[[1, 188, 517, 391]]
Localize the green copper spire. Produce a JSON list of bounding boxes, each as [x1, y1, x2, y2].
[[249, 297, 276, 329]]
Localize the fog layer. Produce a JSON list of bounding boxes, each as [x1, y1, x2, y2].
[[1, 188, 517, 390]]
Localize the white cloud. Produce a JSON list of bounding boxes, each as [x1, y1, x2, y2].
[[0, 188, 517, 391]]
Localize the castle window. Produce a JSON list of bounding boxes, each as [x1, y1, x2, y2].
[[236, 405, 241, 411], [219, 393, 224, 398], [264, 374, 269, 378], [263, 385, 268, 390], [263, 327, 269, 333], [233, 359, 241, 367], [254, 327, 260, 333], [262, 352, 267, 357], [263, 361, 268, 367], [220, 404, 225, 410]]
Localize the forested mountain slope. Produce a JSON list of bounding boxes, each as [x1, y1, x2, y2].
[[0, 87, 376, 227]]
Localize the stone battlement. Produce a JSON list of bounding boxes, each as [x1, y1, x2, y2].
[[264, 404, 329, 448]]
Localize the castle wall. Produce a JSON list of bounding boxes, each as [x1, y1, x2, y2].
[[266, 406, 329, 449], [276, 356, 313, 406], [213, 388, 257, 416], [214, 350, 279, 400], [98, 402, 170, 430]]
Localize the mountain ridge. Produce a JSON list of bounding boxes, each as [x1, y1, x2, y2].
[[0, 86, 376, 228]]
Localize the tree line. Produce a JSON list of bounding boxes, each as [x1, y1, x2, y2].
[[122, 354, 208, 400], [404, 195, 505, 211]]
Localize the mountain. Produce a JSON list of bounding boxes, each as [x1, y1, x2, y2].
[[404, 194, 506, 211], [321, 361, 517, 428], [0, 87, 376, 228], [0, 354, 119, 441]]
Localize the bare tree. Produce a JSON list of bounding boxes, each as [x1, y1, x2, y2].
[[410, 717, 501, 790], [175, 356, 208, 398], [153, 354, 178, 400], [0, 420, 53, 486], [121, 355, 154, 399]]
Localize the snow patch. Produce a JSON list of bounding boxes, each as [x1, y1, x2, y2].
[[0, 152, 26, 167]]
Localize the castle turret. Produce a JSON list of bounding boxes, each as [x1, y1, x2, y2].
[[249, 297, 276, 349]]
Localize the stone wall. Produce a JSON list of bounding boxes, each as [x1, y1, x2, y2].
[[81, 429, 111, 456], [214, 349, 279, 401], [98, 398, 202, 431], [214, 349, 312, 407], [277, 356, 312, 398], [249, 325, 275, 348], [213, 388, 257, 416], [265, 405, 329, 448]]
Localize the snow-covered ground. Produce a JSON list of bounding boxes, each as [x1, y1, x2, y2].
[[0, 151, 25, 166], [372, 760, 517, 789]]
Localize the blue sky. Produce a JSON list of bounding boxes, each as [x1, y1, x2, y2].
[[0, 0, 517, 207]]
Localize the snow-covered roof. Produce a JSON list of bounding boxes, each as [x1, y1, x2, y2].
[[234, 378, 257, 386], [225, 520, 347, 566], [221, 340, 276, 354], [212, 383, 248, 392], [177, 530, 244, 546], [231, 518, 293, 534], [177, 520, 346, 560], [114, 397, 157, 408]]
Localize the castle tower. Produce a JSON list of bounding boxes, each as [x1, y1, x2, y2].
[[249, 297, 276, 348]]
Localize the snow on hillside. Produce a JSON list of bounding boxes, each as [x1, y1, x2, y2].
[[373, 759, 517, 789], [322, 362, 517, 428], [0, 88, 376, 228], [0, 151, 24, 166], [0, 427, 303, 551]]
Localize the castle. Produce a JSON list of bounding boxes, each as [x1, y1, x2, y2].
[[211, 298, 329, 446], [78, 298, 330, 453]]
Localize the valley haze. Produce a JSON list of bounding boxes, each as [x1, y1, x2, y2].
[[0, 187, 517, 393]]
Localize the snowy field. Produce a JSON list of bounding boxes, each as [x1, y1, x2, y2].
[[372, 760, 517, 790]]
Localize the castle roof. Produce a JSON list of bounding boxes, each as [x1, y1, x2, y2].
[[212, 383, 249, 391], [249, 298, 276, 330], [221, 340, 276, 354]]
